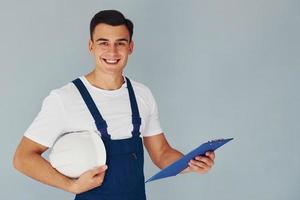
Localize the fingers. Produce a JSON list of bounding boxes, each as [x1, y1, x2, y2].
[[189, 160, 207, 169], [190, 158, 212, 169], [92, 165, 107, 187], [188, 160, 211, 173], [90, 165, 108, 176], [188, 162, 203, 172], [205, 151, 215, 160], [188, 152, 216, 174], [73, 165, 108, 194], [92, 174, 105, 187], [195, 155, 214, 167]]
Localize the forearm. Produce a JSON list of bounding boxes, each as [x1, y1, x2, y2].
[[14, 152, 74, 193], [155, 147, 183, 169]]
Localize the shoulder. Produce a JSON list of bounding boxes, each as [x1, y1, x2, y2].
[[33, 80, 78, 115], [128, 78, 153, 97], [128, 78, 158, 111], [49, 81, 79, 103]]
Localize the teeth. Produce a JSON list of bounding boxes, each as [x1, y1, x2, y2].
[[105, 59, 118, 64]]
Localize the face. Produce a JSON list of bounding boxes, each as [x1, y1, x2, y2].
[[89, 23, 134, 75]]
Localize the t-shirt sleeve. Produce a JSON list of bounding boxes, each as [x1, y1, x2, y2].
[[24, 90, 65, 147], [142, 88, 163, 137]]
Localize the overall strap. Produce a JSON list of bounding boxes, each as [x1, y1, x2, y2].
[[125, 77, 142, 137], [72, 78, 111, 139]]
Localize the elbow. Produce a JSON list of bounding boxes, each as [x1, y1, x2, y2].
[[13, 150, 24, 172], [13, 151, 20, 170]]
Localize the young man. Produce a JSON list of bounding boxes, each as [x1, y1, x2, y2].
[[13, 10, 215, 200]]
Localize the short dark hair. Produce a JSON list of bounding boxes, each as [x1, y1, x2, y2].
[[90, 10, 134, 41]]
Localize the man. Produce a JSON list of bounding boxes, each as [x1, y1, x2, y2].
[[13, 10, 215, 200]]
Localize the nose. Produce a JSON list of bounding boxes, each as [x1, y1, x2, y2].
[[107, 43, 118, 54]]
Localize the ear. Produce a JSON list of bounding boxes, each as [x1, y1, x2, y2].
[[88, 39, 94, 53], [128, 41, 134, 55]]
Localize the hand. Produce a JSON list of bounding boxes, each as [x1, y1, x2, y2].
[[185, 151, 215, 174], [69, 165, 108, 194]]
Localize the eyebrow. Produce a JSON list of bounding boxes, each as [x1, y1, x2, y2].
[[95, 38, 129, 43]]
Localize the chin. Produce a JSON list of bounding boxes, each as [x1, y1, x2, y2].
[[98, 65, 125, 75]]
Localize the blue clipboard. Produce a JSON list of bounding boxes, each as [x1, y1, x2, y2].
[[145, 138, 233, 183]]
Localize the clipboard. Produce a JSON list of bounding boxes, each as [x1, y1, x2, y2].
[[145, 138, 233, 183]]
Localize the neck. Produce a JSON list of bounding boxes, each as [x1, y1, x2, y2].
[[85, 69, 124, 90]]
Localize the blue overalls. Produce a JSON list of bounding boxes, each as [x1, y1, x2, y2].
[[72, 77, 146, 200]]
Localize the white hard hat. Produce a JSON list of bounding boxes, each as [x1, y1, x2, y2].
[[49, 130, 106, 178]]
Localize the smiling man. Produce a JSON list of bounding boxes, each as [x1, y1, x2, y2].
[[13, 10, 215, 200]]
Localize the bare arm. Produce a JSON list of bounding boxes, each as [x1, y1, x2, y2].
[[13, 136, 107, 194], [143, 133, 183, 169], [144, 133, 215, 174]]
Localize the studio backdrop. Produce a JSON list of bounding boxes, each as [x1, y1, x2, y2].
[[0, 0, 299, 199]]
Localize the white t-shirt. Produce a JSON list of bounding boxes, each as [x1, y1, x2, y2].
[[24, 76, 163, 147]]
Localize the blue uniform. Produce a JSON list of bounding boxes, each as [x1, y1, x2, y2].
[[72, 77, 146, 200]]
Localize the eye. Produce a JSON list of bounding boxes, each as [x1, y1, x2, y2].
[[99, 42, 109, 46], [116, 42, 126, 46]]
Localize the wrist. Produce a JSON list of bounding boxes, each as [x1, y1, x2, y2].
[[65, 178, 78, 194]]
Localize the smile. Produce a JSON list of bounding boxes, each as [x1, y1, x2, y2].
[[102, 58, 120, 65]]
